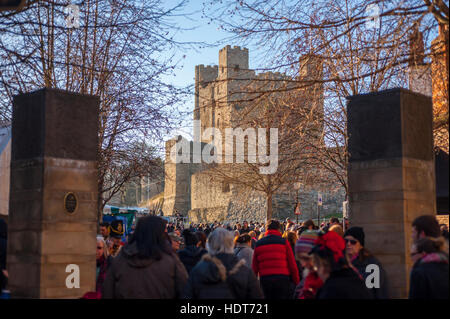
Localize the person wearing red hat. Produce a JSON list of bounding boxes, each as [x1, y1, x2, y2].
[[310, 231, 373, 299]]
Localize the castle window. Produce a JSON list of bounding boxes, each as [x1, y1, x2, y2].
[[234, 64, 239, 71]]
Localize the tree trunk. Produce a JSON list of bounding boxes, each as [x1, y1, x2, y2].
[[266, 192, 273, 222]]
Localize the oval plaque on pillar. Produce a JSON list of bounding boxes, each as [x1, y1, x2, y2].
[[64, 192, 78, 214]]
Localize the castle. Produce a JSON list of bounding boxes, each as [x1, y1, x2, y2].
[[147, 27, 448, 224], [161, 45, 345, 223]]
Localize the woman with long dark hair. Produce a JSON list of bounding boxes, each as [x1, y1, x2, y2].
[[102, 215, 188, 298], [344, 227, 389, 299]]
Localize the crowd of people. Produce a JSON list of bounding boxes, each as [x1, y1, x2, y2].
[[0, 213, 447, 299], [90, 214, 449, 299]]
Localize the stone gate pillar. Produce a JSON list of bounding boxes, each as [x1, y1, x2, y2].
[[347, 88, 436, 299], [7, 88, 99, 298]]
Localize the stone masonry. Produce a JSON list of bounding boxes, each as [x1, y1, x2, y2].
[[163, 46, 346, 223], [347, 88, 436, 299], [7, 88, 99, 298]]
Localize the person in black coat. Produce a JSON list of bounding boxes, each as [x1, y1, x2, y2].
[[344, 227, 389, 299], [310, 230, 373, 299], [177, 229, 207, 274], [183, 228, 263, 299], [409, 236, 449, 299]]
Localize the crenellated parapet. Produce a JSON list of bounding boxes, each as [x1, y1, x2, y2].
[[218, 45, 249, 79], [195, 64, 218, 87]]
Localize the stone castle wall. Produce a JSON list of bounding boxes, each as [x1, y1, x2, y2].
[[165, 45, 346, 223], [162, 137, 194, 216], [190, 168, 232, 210], [187, 185, 346, 224]]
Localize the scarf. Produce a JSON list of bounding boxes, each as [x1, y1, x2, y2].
[[420, 252, 449, 264]]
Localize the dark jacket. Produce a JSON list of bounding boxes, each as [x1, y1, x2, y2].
[[409, 252, 449, 299], [183, 253, 264, 299], [316, 268, 373, 299], [177, 245, 207, 274], [102, 241, 188, 299], [240, 227, 251, 235], [252, 229, 299, 285], [251, 238, 257, 250], [351, 253, 389, 299]]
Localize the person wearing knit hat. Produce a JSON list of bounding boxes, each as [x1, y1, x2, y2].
[[310, 230, 373, 299], [344, 227, 389, 299], [295, 230, 319, 257], [293, 230, 322, 299], [344, 226, 365, 247]]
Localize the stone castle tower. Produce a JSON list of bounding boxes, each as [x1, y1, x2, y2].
[[194, 46, 255, 143], [408, 24, 449, 153], [162, 46, 345, 223], [408, 25, 433, 97]]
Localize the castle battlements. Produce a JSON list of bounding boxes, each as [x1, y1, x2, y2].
[[219, 45, 249, 53], [195, 64, 218, 88], [218, 45, 249, 76]]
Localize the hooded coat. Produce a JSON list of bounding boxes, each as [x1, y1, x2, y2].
[[102, 241, 188, 299], [183, 253, 264, 299], [409, 252, 449, 299]]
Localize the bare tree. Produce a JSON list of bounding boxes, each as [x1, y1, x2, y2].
[[0, 0, 192, 219], [100, 142, 164, 210], [203, 0, 448, 197], [201, 72, 326, 221]]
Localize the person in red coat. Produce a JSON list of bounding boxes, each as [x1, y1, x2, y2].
[[252, 220, 299, 299]]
